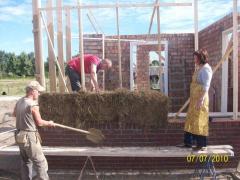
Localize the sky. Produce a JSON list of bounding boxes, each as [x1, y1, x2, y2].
[[0, 0, 236, 55]]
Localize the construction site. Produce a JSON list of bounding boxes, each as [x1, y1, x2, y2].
[[0, 0, 240, 179]]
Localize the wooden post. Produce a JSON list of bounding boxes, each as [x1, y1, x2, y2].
[[233, 0, 238, 120], [32, 0, 45, 86], [78, 0, 86, 91], [57, 0, 65, 92], [194, 0, 198, 50], [102, 34, 105, 90], [66, 7, 72, 61], [116, 5, 123, 88], [156, 4, 163, 92], [46, 0, 57, 92]]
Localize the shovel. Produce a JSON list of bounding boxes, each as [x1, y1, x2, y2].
[[54, 123, 105, 144]]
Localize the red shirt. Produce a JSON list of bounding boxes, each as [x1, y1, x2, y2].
[[67, 54, 100, 74]]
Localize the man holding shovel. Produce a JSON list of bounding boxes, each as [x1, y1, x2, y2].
[[13, 81, 55, 180]]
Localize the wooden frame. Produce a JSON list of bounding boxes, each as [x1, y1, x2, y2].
[[232, 0, 238, 120], [33, 0, 239, 119], [221, 26, 240, 113], [130, 40, 169, 95], [39, 3, 192, 11]]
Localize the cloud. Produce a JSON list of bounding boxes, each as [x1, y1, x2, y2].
[[0, 0, 32, 23]]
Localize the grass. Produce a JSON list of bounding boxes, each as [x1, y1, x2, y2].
[[0, 77, 51, 96]]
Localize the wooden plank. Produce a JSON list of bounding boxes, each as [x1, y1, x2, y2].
[[0, 146, 233, 157], [233, 0, 238, 120], [116, 6, 122, 88], [32, 0, 45, 86], [206, 145, 233, 149], [39, 2, 192, 11], [194, 0, 198, 50], [78, 0, 86, 91], [56, 0, 65, 92], [46, 0, 57, 92], [65, 7, 72, 61], [168, 112, 240, 118]]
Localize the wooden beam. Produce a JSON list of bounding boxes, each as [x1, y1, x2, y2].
[[66, 7, 72, 62], [233, 0, 238, 120], [156, 5, 163, 91], [116, 6, 122, 88], [40, 12, 69, 92], [194, 0, 198, 50], [32, 0, 45, 86], [57, 0, 65, 92], [78, 0, 86, 91], [86, 13, 99, 34], [88, 9, 104, 34], [148, 0, 158, 35], [102, 34, 105, 91], [39, 2, 192, 11], [169, 112, 240, 118], [173, 40, 233, 119], [46, 0, 57, 92]]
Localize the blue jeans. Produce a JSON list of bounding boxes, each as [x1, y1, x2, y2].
[[184, 131, 207, 147], [65, 65, 81, 92]]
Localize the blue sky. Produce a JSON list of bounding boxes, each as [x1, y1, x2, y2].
[[0, 0, 235, 55]]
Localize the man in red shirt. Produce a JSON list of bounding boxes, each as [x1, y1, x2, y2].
[[66, 54, 112, 92]]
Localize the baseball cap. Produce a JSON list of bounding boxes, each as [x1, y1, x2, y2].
[[26, 81, 45, 92]]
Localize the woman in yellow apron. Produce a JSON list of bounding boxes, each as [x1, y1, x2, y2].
[[178, 49, 212, 150]]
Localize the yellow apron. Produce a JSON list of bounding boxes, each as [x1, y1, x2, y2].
[[184, 68, 209, 136]]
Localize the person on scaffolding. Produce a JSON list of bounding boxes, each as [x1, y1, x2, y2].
[[13, 81, 55, 180], [177, 49, 213, 151], [66, 54, 112, 92]]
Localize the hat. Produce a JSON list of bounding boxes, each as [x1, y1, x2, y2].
[[26, 81, 45, 92]]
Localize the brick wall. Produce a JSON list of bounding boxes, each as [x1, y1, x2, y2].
[[199, 13, 240, 111], [82, 13, 240, 112], [102, 34, 195, 112], [39, 120, 240, 170]]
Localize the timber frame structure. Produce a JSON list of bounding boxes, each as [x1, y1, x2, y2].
[[32, 0, 239, 120]]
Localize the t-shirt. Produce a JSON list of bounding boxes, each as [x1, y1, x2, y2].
[[15, 97, 38, 131], [197, 63, 213, 91], [67, 54, 100, 74]]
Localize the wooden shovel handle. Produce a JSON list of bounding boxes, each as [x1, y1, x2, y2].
[[54, 123, 90, 135]]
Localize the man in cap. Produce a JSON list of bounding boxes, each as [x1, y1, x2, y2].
[[13, 80, 55, 180]]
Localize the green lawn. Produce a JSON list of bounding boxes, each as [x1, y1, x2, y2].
[[0, 77, 50, 96]]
